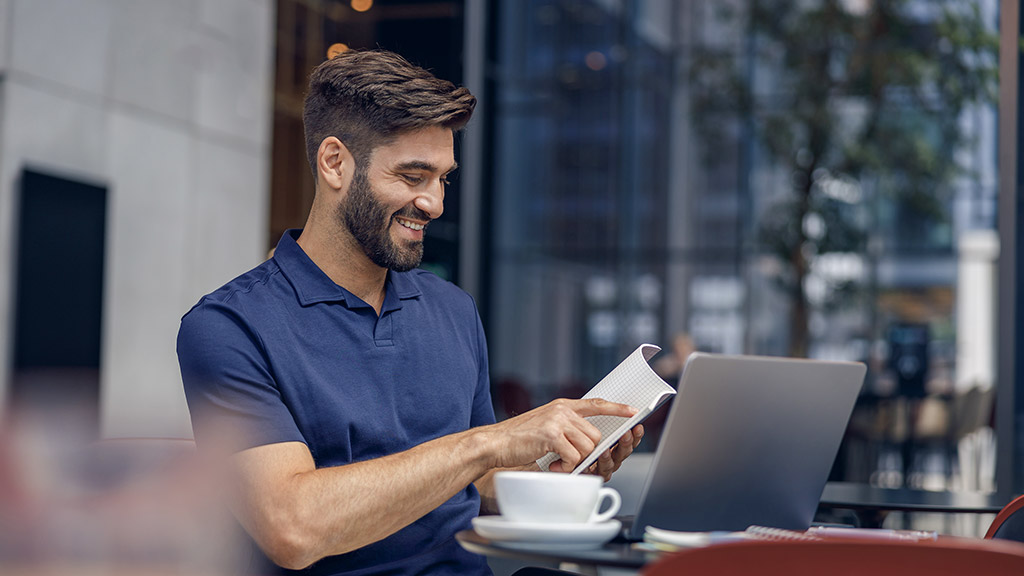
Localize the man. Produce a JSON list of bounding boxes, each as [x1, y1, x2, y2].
[[177, 49, 643, 575]]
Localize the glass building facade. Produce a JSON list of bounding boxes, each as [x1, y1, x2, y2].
[[481, 0, 1001, 492], [268, 0, 1019, 495], [489, 1, 674, 395]]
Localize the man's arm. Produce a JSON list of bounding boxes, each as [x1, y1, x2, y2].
[[229, 397, 635, 570]]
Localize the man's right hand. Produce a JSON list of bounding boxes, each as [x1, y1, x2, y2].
[[478, 398, 636, 472]]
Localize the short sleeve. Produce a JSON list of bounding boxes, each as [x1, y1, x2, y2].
[[177, 300, 305, 452], [469, 306, 496, 428]]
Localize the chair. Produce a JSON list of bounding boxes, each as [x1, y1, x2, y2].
[[641, 537, 1024, 576], [986, 494, 1024, 542]]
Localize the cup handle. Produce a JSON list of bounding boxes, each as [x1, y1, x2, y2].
[[589, 487, 622, 523]]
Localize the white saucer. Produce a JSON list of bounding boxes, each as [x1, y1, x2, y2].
[[471, 516, 621, 550]]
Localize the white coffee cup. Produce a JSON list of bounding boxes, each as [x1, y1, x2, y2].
[[494, 471, 621, 524]]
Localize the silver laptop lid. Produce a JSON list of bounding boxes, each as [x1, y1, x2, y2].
[[629, 353, 865, 538]]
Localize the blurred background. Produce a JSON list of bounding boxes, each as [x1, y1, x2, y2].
[[0, 0, 1022, 546]]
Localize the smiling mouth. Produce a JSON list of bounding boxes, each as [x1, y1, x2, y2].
[[395, 216, 426, 231]]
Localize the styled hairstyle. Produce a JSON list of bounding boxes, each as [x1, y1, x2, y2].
[[302, 49, 477, 175]]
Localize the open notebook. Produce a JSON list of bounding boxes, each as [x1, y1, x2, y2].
[[536, 344, 675, 474]]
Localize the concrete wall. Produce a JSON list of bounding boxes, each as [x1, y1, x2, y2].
[[0, 0, 276, 438]]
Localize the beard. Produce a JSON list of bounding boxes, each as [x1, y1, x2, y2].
[[339, 167, 427, 272]]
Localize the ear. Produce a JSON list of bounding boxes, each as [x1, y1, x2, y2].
[[316, 137, 354, 193]]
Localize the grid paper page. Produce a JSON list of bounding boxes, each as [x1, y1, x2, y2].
[[536, 344, 675, 472]]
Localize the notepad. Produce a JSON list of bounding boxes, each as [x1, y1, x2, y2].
[[641, 524, 937, 551], [536, 344, 676, 474]]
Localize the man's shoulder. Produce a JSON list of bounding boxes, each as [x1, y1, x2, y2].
[[183, 259, 285, 320]]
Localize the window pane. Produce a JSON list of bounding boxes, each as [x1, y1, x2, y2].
[[486, 0, 1000, 496]]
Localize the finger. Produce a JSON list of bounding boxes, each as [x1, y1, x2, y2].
[[572, 414, 605, 446], [610, 436, 634, 463], [614, 431, 633, 453], [556, 408, 604, 447], [608, 428, 633, 454], [550, 437, 584, 471], [545, 401, 606, 445], [560, 426, 598, 468], [610, 435, 633, 466], [571, 398, 637, 419], [631, 424, 644, 448], [549, 459, 568, 473], [618, 428, 634, 447], [595, 449, 615, 481]]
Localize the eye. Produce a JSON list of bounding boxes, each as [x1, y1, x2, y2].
[[440, 176, 451, 187], [401, 174, 424, 185]]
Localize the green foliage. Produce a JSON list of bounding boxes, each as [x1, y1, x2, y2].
[[690, 0, 998, 355]]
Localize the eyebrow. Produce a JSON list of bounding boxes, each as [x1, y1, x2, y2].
[[393, 160, 459, 175]]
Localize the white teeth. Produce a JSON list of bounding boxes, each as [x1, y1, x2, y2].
[[396, 218, 425, 231]]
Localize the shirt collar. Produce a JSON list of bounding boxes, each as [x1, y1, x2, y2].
[[387, 267, 423, 301], [274, 229, 423, 307]]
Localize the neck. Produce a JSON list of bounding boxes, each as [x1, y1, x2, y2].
[[297, 212, 388, 314]]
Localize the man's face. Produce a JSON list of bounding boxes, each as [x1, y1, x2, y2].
[[340, 167, 426, 272], [337, 126, 456, 272]]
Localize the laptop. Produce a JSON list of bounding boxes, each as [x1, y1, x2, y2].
[[621, 352, 866, 540]]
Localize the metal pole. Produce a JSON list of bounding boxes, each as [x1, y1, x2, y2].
[[996, 0, 1021, 497], [460, 0, 487, 301]]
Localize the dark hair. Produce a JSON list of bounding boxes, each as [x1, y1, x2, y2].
[[302, 49, 477, 175]]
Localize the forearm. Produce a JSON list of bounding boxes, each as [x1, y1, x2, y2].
[[235, 429, 495, 568]]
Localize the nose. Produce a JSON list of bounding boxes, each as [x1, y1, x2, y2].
[[413, 180, 445, 220]]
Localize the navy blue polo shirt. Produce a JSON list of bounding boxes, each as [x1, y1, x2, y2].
[[177, 229, 495, 576]]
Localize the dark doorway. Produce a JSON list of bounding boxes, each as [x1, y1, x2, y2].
[[11, 168, 107, 436]]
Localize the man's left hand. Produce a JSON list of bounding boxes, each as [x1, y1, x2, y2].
[[549, 424, 644, 481]]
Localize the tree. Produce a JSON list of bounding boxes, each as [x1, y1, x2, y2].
[[691, 0, 998, 357]]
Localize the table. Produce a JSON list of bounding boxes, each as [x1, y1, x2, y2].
[[459, 483, 1013, 571], [819, 482, 1009, 528], [455, 529, 661, 575]]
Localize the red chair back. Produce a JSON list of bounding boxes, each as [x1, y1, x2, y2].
[[986, 494, 1024, 541]]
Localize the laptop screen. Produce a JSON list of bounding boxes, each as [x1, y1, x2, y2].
[[626, 353, 865, 539]]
